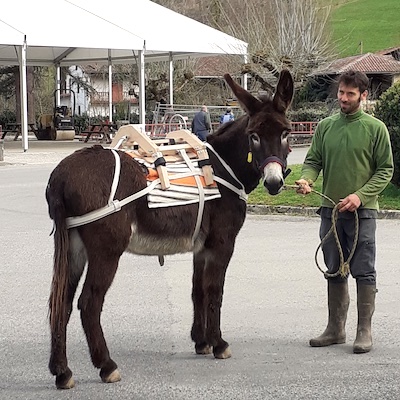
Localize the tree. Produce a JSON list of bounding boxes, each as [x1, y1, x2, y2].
[[374, 82, 400, 186], [212, 0, 335, 93], [153, 0, 335, 96], [0, 66, 36, 124]]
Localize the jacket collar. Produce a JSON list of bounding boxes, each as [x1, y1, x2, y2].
[[339, 108, 363, 122]]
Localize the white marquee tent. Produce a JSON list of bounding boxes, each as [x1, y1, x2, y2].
[[0, 0, 247, 150]]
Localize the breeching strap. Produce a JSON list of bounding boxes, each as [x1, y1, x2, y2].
[[66, 149, 160, 229]]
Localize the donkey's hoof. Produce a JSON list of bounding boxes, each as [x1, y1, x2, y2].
[[214, 345, 232, 359], [101, 368, 121, 384], [56, 372, 75, 390], [195, 343, 213, 355]]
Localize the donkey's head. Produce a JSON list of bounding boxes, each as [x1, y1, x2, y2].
[[224, 70, 294, 195]]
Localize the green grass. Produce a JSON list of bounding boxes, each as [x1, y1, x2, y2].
[[325, 0, 400, 57], [248, 164, 400, 210]]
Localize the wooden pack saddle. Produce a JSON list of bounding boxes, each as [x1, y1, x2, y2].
[[110, 125, 214, 190]]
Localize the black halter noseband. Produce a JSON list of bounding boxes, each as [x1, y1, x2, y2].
[[259, 155, 291, 179]]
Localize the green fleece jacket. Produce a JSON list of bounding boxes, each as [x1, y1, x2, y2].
[[301, 109, 394, 210]]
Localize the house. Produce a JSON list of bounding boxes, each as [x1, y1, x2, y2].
[[375, 46, 400, 61], [63, 65, 139, 119], [310, 50, 400, 100]]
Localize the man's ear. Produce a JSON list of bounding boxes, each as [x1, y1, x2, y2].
[[361, 90, 368, 101]]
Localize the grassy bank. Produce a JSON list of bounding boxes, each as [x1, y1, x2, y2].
[[327, 0, 400, 56], [248, 165, 400, 210]]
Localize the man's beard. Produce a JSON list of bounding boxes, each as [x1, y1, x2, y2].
[[340, 96, 361, 114]]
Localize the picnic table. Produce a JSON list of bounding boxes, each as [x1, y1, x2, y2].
[[1, 123, 37, 140], [82, 122, 117, 143]]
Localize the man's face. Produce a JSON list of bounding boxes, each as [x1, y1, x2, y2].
[[337, 83, 368, 114]]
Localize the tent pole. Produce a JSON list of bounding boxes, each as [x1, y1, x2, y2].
[[56, 65, 61, 106], [19, 37, 28, 152], [108, 50, 113, 122], [138, 49, 145, 125], [169, 52, 174, 106], [242, 53, 248, 90]]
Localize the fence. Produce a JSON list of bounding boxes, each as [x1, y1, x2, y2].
[[142, 120, 317, 138]]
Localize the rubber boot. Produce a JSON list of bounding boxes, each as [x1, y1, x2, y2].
[[310, 281, 350, 347], [353, 283, 376, 354]]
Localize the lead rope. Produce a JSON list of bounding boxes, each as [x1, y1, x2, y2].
[[285, 185, 359, 278]]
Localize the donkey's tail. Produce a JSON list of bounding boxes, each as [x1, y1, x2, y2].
[[47, 183, 69, 334]]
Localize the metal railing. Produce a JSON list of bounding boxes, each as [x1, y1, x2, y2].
[[291, 121, 317, 135], [152, 102, 244, 125], [90, 91, 137, 104], [142, 121, 317, 138]]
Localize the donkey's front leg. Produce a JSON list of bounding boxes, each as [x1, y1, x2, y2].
[[192, 245, 234, 359], [191, 251, 212, 355]]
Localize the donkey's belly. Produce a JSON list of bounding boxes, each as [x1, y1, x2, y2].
[[125, 223, 194, 255]]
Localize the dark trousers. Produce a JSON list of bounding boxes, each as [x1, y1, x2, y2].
[[319, 208, 377, 284], [195, 130, 209, 141]]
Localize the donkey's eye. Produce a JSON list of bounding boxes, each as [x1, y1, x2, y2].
[[249, 133, 261, 148], [282, 130, 290, 139]]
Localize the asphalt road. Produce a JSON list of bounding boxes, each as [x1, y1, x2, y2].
[[1, 141, 400, 399]]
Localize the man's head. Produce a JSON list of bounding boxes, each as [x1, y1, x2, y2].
[[337, 70, 369, 114], [201, 105, 208, 112], [226, 107, 232, 113]]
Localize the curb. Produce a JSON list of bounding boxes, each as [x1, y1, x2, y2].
[[247, 204, 400, 220]]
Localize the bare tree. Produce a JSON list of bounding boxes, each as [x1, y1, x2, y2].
[[208, 0, 335, 92], [154, 0, 335, 95]]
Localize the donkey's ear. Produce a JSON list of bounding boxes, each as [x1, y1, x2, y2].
[[272, 69, 294, 113], [224, 73, 261, 116]]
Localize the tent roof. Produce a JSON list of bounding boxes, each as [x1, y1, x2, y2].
[[0, 0, 247, 66], [0, 0, 145, 66], [68, 0, 248, 62]]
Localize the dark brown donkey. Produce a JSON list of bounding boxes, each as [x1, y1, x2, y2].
[[46, 70, 294, 389]]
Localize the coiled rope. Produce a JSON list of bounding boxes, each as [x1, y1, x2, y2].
[[284, 184, 359, 279]]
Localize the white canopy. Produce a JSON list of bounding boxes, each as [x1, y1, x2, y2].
[[0, 0, 247, 66], [0, 0, 247, 150], [0, 0, 145, 66], [67, 0, 248, 63]]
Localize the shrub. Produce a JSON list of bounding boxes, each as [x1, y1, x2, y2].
[[374, 82, 400, 187], [288, 103, 330, 122], [0, 110, 16, 129]]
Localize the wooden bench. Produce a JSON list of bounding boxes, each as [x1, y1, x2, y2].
[[1, 123, 37, 140]]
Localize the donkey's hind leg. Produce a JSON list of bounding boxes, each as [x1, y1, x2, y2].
[[78, 250, 121, 384], [49, 230, 87, 389]]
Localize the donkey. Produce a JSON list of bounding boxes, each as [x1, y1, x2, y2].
[[46, 70, 294, 389]]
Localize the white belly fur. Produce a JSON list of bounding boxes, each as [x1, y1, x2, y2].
[[125, 222, 196, 255]]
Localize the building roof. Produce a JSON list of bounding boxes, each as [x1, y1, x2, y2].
[[375, 46, 400, 56], [312, 52, 400, 76]]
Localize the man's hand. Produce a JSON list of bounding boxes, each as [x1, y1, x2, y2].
[[338, 194, 361, 212], [295, 179, 312, 194]]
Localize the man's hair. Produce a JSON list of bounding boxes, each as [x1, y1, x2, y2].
[[338, 70, 369, 93], [201, 105, 207, 112]]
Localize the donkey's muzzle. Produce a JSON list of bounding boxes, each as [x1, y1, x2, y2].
[[261, 158, 288, 196]]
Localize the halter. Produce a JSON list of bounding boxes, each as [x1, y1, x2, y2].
[[258, 155, 291, 179]]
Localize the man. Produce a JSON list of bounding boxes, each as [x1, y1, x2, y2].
[[296, 70, 393, 354], [191, 105, 212, 141], [220, 107, 235, 125]]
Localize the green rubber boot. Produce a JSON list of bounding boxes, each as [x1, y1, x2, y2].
[[310, 281, 350, 347], [353, 284, 376, 354]]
